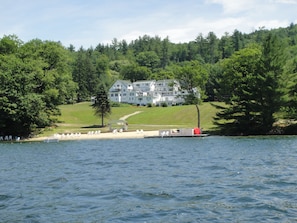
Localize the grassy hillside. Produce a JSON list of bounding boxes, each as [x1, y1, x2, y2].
[[43, 102, 220, 136]]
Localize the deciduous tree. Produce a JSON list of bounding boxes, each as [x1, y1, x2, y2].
[[120, 63, 151, 82], [175, 61, 208, 128], [0, 36, 77, 137]]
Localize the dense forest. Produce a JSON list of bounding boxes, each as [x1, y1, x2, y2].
[[1, 23, 297, 137]]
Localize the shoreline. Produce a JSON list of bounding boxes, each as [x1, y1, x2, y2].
[[25, 130, 160, 142]]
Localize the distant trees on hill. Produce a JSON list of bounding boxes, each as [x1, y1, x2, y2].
[[1, 23, 297, 136]]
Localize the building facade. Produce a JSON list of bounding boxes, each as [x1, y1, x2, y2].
[[108, 79, 187, 106]]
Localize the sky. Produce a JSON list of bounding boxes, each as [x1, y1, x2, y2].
[[1, 0, 297, 49]]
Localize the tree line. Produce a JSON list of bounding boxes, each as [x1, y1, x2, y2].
[[1, 23, 297, 137]]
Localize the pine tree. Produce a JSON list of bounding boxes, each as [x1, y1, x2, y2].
[[92, 86, 111, 127], [214, 34, 285, 135], [214, 47, 262, 135]]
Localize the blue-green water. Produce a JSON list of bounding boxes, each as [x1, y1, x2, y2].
[[1, 136, 297, 222]]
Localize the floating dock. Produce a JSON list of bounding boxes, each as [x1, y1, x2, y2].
[[144, 128, 208, 138]]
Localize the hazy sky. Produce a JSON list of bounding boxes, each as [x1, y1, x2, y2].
[[1, 0, 297, 48]]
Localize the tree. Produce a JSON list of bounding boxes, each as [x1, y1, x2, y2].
[[0, 36, 77, 137], [257, 34, 285, 132], [136, 51, 160, 70], [19, 39, 77, 107], [195, 33, 207, 60], [0, 35, 21, 54], [205, 32, 219, 64], [214, 34, 285, 135], [170, 43, 188, 63], [36, 40, 77, 106], [205, 63, 222, 101], [0, 53, 49, 136], [232, 29, 244, 51], [283, 57, 297, 119], [120, 63, 151, 82], [160, 37, 170, 68], [95, 54, 112, 88], [72, 47, 99, 101], [175, 61, 208, 128], [92, 86, 111, 127], [151, 68, 175, 80], [214, 47, 263, 135], [218, 32, 234, 59]]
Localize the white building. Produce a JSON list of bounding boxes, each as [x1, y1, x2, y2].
[[108, 79, 187, 106]]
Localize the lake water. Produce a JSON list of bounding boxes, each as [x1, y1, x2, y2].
[[1, 136, 297, 222]]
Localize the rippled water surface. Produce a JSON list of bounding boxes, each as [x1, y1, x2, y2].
[[1, 136, 297, 222]]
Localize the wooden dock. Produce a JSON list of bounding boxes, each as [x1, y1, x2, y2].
[[144, 128, 208, 138]]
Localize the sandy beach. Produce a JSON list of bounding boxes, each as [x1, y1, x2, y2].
[[27, 130, 160, 142], [23, 111, 160, 142]]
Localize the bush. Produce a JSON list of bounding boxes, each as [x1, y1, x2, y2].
[[161, 102, 168, 107], [111, 101, 121, 107]]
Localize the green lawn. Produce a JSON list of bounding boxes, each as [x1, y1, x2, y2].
[[42, 102, 221, 136]]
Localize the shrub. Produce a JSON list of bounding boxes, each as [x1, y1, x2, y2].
[[161, 102, 168, 107], [111, 101, 121, 107]]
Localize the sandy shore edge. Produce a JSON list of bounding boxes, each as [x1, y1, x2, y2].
[[25, 130, 160, 142]]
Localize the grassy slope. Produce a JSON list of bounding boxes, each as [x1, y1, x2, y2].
[[127, 103, 217, 130], [43, 102, 220, 136]]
